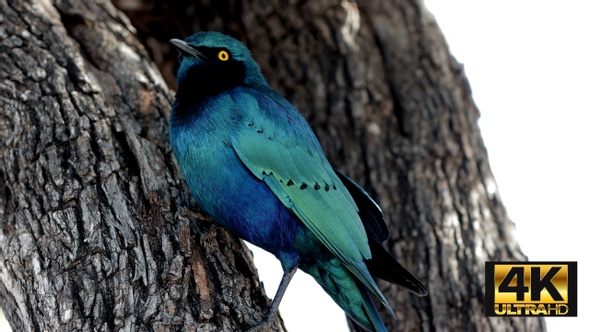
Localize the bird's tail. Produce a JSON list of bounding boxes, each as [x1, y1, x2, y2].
[[367, 241, 428, 296], [335, 170, 428, 297], [347, 284, 388, 332], [303, 261, 388, 332]]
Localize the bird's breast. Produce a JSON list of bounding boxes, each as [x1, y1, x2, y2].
[[169, 116, 303, 260]]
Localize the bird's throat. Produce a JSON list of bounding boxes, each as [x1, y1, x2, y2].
[[175, 62, 246, 104]]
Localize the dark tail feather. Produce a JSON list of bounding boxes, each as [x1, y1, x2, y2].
[[348, 317, 369, 332], [348, 283, 389, 332], [367, 241, 428, 296], [336, 170, 428, 297]]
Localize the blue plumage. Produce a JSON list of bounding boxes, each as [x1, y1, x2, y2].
[[169, 31, 427, 332]]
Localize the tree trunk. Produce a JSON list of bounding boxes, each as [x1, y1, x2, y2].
[[1, 0, 546, 331], [0, 1, 282, 331]]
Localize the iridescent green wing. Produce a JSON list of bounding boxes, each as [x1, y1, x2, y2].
[[228, 89, 393, 312]]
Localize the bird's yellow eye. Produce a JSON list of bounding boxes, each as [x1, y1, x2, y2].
[[218, 50, 229, 61]]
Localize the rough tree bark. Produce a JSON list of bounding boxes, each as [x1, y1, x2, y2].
[[1, 0, 546, 331], [0, 0, 283, 331]]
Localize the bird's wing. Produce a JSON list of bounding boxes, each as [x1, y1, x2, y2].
[[335, 170, 389, 243], [228, 89, 393, 311]]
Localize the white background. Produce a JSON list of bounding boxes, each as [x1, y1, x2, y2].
[[248, 1, 589, 332], [1, 1, 587, 331]]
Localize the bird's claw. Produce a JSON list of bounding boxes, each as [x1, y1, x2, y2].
[[245, 312, 278, 332]]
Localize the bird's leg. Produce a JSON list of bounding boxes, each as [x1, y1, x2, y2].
[[249, 267, 298, 331], [266, 267, 298, 320]]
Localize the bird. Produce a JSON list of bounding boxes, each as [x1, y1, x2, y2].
[[168, 31, 428, 332]]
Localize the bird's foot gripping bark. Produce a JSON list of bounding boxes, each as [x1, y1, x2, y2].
[[246, 304, 281, 332], [246, 267, 298, 332]]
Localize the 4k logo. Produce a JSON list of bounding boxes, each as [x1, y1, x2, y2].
[[485, 262, 577, 316]]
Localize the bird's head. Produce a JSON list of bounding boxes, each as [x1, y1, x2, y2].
[[170, 32, 268, 98]]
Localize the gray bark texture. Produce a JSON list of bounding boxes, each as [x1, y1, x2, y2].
[[0, 0, 282, 331], [1, 0, 546, 331]]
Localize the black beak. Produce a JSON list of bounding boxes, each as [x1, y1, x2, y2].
[[170, 39, 207, 59]]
